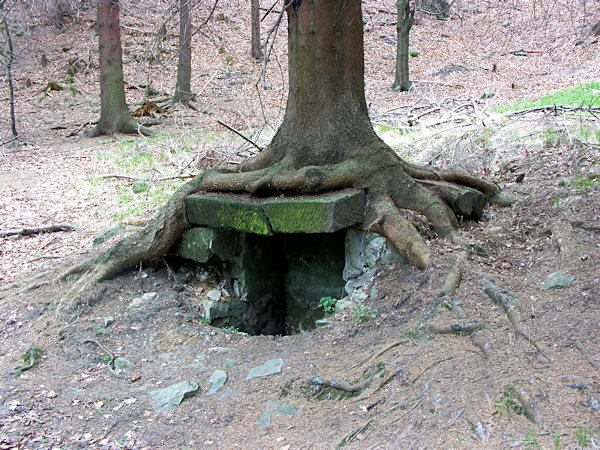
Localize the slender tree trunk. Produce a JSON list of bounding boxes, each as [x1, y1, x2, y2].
[[393, 0, 415, 92], [3, 17, 17, 137], [262, 0, 380, 168], [251, 0, 263, 60], [173, 0, 193, 103], [91, 0, 143, 137]]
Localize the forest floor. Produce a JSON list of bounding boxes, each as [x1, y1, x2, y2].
[[0, 0, 599, 448]]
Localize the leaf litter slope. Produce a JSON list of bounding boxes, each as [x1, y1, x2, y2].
[[0, 0, 599, 448]]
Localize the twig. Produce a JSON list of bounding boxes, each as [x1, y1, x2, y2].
[[412, 79, 466, 88], [99, 174, 141, 181], [1, 224, 76, 238], [411, 356, 455, 384], [389, 398, 423, 424], [197, 69, 220, 96], [83, 339, 129, 380], [217, 120, 263, 150]]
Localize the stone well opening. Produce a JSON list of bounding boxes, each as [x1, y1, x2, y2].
[[176, 190, 403, 335]]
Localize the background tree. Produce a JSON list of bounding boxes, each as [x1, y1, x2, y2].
[[251, 0, 263, 60], [91, 0, 149, 137], [393, 0, 415, 92], [172, 0, 194, 103], [58, 0, 503, 291], [2, 14, 17, 138]]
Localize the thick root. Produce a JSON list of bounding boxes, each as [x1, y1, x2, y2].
[[367, 195, 431, 270], [27, 149, 499, 301]]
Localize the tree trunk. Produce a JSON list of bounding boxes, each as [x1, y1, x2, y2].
[[261, 0, 381, 169], [3, 17, 17, 137], [251, 0, 263, 60], [91, 0, 144, 137], [173, 0, 193, 103], [59, 0, 502, 290], [393, 0, 414, 92]]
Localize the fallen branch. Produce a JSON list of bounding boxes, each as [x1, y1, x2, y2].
[[1, 224, 76, 238], [217, 119, 263, 151], [573, 338, 600, 371], [310, 375, 371, 393], [507, 105, 600, 118], [412, 79, 466, 88]]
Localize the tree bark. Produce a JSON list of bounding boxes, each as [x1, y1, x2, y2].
[[3, 16, 17, 137], [251, 0, 263, 60], [91, 0, 145, 137], [57, 0, 500, 290], [393, 0, 414, 92], [173, 0, 193, 103]]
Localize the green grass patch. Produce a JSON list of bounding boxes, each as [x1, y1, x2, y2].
[[495, 82, 600, 113]]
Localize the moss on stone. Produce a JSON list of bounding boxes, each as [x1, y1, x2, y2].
[[185, 195, 272, 235]]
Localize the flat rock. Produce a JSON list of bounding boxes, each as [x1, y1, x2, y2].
[[207, 369, 228, 394], [150, 381, 199, 414], [542, 271, 575, 290], [255, 400, 298, 427], [246, 359, 283, 380], [186, 195, 271, 235], [185, 190, 366, 235]]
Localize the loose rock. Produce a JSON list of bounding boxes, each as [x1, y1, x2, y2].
[[246, 359, 283, 380], [255, 400, 298, 427], [150, 381, 199, 414], [207, 370, 227, 394]]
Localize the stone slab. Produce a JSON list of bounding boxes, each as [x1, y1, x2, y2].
[[261, 190, 366, 233], [186, 195, 272, 235], [185, 190, 366, 235]]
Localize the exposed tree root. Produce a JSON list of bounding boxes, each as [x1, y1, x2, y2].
[[83, 339, 130, 380], [470, 332, 492, 357], [410, 356, 455, 384], [310, 375, 372, 393], [19, 137, 502, 307], [572, 338, 600, 371], [427, 321, 484, 335], [516, 388, 539, 424], [483, 277, 550, 363]]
